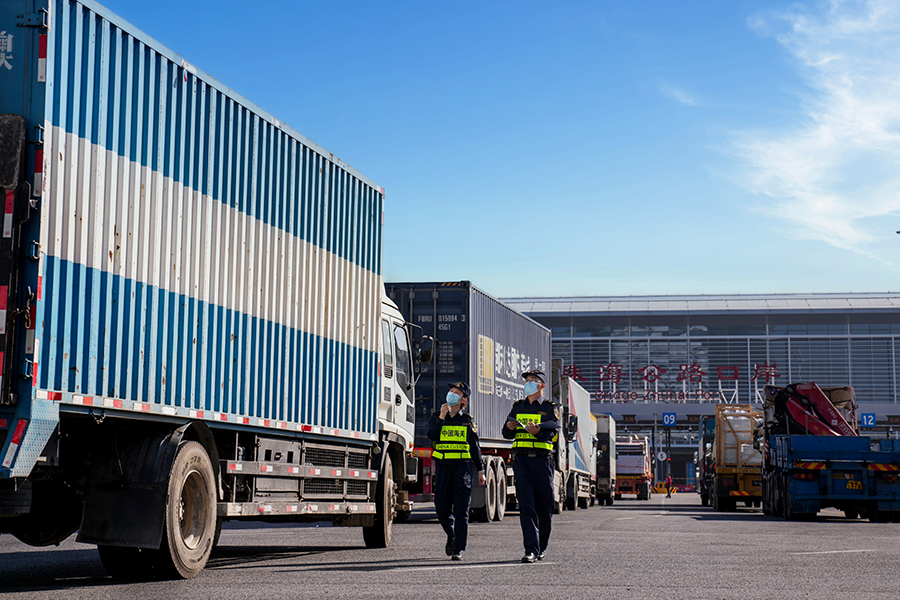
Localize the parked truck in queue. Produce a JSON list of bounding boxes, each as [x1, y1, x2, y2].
[[710, 404, 763, 511], [553, 367, 598, 510], [760, 383, 900, 521], [615, 435, 652, 500], [0, 0, 432, 579], [387, 281, 554, 522], [594, 413, 616, 506]]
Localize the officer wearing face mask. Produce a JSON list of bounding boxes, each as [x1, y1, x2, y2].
[[502, 369, 560, 563], [427, 381, 485, 561]]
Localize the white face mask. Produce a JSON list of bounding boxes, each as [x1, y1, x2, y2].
[[524, 381, 540, 396], [446, 391, 461, 406]]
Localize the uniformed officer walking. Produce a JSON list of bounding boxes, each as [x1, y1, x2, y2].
[[502, 369, 559, 563], [428, 381, 485, 561]]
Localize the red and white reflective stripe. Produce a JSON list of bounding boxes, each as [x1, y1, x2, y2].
[[285, 505, 298, 513], [0, 285, 7, 335], [331, 469, 342, 477], [309, 468, 321, 475], [3, 190, 13, 238], [288, 466, 299, 474], [33, 147, 44, 196], [260, 464, 273, 473], [227, 463, 242, 472], [37, 34, 47, 82], [189, 410, 205, 419], [25, 305, 36, 354], [2, 419, 27, 468], [258, 505, 272, 513], [72, 395, 94, 406]]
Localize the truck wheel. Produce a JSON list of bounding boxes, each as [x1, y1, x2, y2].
[[363, 454, 395, 548], [606, 495, 614, 506], [843, 508, 859, 520], [700, 493, 708, 507], [492, 463, 507, 522], [157, 441, 217, 579], [565, 491, 577, 511], [473, 467, 496, 522]]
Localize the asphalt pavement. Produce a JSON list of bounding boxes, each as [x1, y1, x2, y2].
[[2, 493, 900, 600]]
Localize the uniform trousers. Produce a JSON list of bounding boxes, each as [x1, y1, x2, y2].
[[512, 453, 554, 555], [433, 461, 473, 551]]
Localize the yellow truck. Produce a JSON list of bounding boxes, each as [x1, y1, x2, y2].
[[711, 404, 763, 511]]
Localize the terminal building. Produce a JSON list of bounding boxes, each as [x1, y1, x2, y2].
[[503, 292, 900, 488]]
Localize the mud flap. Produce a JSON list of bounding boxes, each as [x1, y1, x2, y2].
[[77, 425, 189, 548]]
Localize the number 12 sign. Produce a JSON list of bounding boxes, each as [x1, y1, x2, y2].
[[860, 413, 876, 428]]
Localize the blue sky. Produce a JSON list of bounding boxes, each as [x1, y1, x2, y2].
[[100, 0, 900, 297]]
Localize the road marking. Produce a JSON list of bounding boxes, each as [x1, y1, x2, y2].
[[789, 549, 872, 555], [393, 562, 555, 572]]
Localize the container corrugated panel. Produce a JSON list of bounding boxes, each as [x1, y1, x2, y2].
[[4, 0, 383, 438], [386, 281, 551, 445]]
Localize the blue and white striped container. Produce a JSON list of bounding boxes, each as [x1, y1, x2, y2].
[[1, 0, 383, 462]]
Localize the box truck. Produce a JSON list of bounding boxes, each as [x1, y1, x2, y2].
[[594, 413, 616, 506], [0, 0, 431, 579], [386, 281, 553, 521], [555, 371, 597, 510], [615, 435, 652, 500]]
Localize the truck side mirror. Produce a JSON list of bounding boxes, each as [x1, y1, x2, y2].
[[417, 336, 434, 364], [566, 415, 578, 443]]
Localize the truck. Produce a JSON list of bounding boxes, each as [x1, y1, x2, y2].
[[710, 404, 763, 512], [614, 435, 652, 500], [0, 0, 432, 580], [761, 383, 900, 521], [594, 413, 616, 506], [697, 414, 715, 506], [386, 281, 552, 522], [555, 371, 597, 510]]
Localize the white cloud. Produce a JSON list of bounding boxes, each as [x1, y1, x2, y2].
[[735, 0, 900, 258], [659, 83, 699, 106]]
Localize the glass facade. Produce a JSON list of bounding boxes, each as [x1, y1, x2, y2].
[[508, 296, 900, 404]]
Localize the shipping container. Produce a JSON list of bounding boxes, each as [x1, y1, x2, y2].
[[387, 281, 552, 522], [0, 0, 428, 580]]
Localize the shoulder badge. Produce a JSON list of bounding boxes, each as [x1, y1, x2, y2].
[[469, 420, 478, 434], [554, 407, 561, 420]]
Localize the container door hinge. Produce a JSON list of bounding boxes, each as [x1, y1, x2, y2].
[[16, 10, 49, 29], [21, 359, 34, 380]]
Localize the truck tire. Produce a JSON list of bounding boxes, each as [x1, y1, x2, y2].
[[156, 441, 217, 579], [700, 493, 709, 507], [492, 462, 507, 522], [473, 467, 496, 522], [578, 496, 588, 509], [605, 495, 614, 506], [363, 454, 395, 548]]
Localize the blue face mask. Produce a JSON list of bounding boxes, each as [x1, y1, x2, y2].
[[524, 381, 540, 396], [446, 391, 461, 406]]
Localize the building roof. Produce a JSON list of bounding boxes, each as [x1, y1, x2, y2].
[[501, 292, 900, 317]]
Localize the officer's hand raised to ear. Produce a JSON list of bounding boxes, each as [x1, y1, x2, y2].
[[439, 403, 450, 420]]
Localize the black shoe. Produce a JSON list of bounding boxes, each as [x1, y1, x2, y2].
[[537, 551, 545, 561], [521, 552, 537, 563], [445, 534, 455, 556], [451, 551, 462, 561]]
